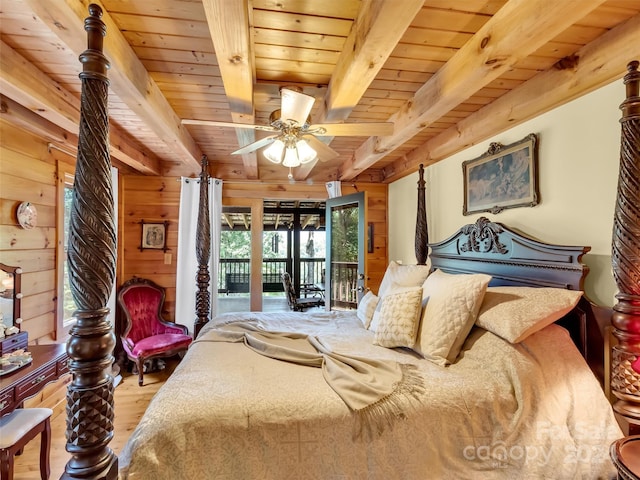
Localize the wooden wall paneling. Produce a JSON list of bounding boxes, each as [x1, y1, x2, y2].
[[0, 226, 54, 250], [0, 249, 55, 273], [0, 121, 62, 343], [0, 173, 56, 206], [21, 290, 55, 319], [0, 146, 57, 184], [23, 269, 56, 296], [120, 174, 181, 320], [20, 313, 55, 343], [0, 199, 19, 226]]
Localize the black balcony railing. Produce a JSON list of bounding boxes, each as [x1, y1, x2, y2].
[[218, 258, 325, 295]]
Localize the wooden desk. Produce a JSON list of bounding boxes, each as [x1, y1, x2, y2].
[[0, 344, 68, 416]]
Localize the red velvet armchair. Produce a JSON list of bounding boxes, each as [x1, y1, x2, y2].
[[117, 277, 192, 386]]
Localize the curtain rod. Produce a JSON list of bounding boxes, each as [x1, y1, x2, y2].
[[47, 142, 77, 157]]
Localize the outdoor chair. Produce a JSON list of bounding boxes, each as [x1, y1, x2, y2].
[[281, 272, 324, 312]]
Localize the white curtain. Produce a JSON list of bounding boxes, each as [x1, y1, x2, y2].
[[175, 177, 222, 334]]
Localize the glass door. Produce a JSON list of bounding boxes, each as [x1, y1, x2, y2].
[[325, 192, 366, 310]]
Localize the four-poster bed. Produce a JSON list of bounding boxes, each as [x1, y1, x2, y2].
[[63, 4, 640, 480], [115, 215, 624, 479]]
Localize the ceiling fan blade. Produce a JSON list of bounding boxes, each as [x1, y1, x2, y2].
[[310, 122, 394, 137], [280, 88, 315, 125], [303, 135, 339, 162], [182, 119, 278, 133], [232, 135, 278, 155]]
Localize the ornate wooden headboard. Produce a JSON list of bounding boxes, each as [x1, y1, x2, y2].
[[427, 216, 609, 386], [429, 216, 589, 290]]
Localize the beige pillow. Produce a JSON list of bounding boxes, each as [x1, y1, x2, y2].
[[476, 286, 583, 343], [378, 261, 431, 297], [356, 291, 379, 328], [374, 287, 423, 348], [414, 269, 491, 365]]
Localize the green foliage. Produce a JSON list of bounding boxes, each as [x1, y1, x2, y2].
[[63, 185, 77, 321], [220, 230, 251, 258], [331, 208, 358, 262], [262, 231, 286, 259]]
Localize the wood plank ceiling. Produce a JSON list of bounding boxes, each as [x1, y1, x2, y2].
[[1, 0, 639, 184]]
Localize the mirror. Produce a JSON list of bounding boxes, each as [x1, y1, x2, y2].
[[0, 263, 22, 330]]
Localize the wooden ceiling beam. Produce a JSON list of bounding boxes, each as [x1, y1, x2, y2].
[[0, 94, 69, 144], [316, 0, 423, 123], [0, 39, 79, 133], [382, 12, 640, 183], [0, 39, 161, 175], [301, 215, 313, 229], [288, 1, 422, 183], [202, 0, 258, 179], [24, 0, 202, 172], [339, 0, 608, 180], [222, 213, 234, 229]]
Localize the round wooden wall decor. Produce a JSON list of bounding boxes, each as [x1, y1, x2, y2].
[[16, 202, 37, 229]]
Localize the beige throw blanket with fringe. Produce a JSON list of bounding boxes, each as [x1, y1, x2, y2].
[[198, 321, 424, 439]]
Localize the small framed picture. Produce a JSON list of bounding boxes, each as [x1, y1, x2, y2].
[[140, 221, 168, 251], [462, 133, 539, 216]]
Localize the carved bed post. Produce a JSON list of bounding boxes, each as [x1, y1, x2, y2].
[[611, 60, 640, 435], [62, 5, 118, 479], [415, 164, 428, 265], [193, 155, 211, 338]]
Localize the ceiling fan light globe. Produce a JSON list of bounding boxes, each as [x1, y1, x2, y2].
[[296, 139, 317, 164], [264, 139, 285, 164], [282, 146, 301, 168]]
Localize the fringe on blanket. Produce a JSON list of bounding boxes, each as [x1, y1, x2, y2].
[[352, 363, 425, 441]]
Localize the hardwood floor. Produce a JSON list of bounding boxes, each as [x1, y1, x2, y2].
[[13, 359, 179, 480]]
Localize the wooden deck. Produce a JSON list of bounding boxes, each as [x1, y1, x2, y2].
[[217, 293, 289, 314]]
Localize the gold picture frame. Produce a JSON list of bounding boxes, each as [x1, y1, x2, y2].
[[140, 221, 168, 251], [462, 133, 539, 215]]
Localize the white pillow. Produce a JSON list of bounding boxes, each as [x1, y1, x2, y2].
[[378, 261, 431, 297], [356, 291, 379, 328], [414, 269, 491, 365], [373, 287, 423, 348], [476, 286, 583, 343], [369, 282, 423, 332]]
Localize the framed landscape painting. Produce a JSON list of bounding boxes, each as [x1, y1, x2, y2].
[[462, 133, 539, 215]]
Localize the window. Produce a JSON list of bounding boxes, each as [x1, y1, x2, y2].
[[56, 165, 77, 339]]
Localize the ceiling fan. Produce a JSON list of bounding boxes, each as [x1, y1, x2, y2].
[[182, 87, 394, 167]]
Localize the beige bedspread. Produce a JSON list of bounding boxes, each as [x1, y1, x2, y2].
[[118, 311, 622, 480]]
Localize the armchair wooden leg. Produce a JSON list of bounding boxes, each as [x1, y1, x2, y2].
[[136, 359, 144, 386]]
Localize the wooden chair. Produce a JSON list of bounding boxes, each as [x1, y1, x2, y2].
[[281, 272, 324, 312], [0, 408, 52, 480], [117, 277, 192, 386]]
